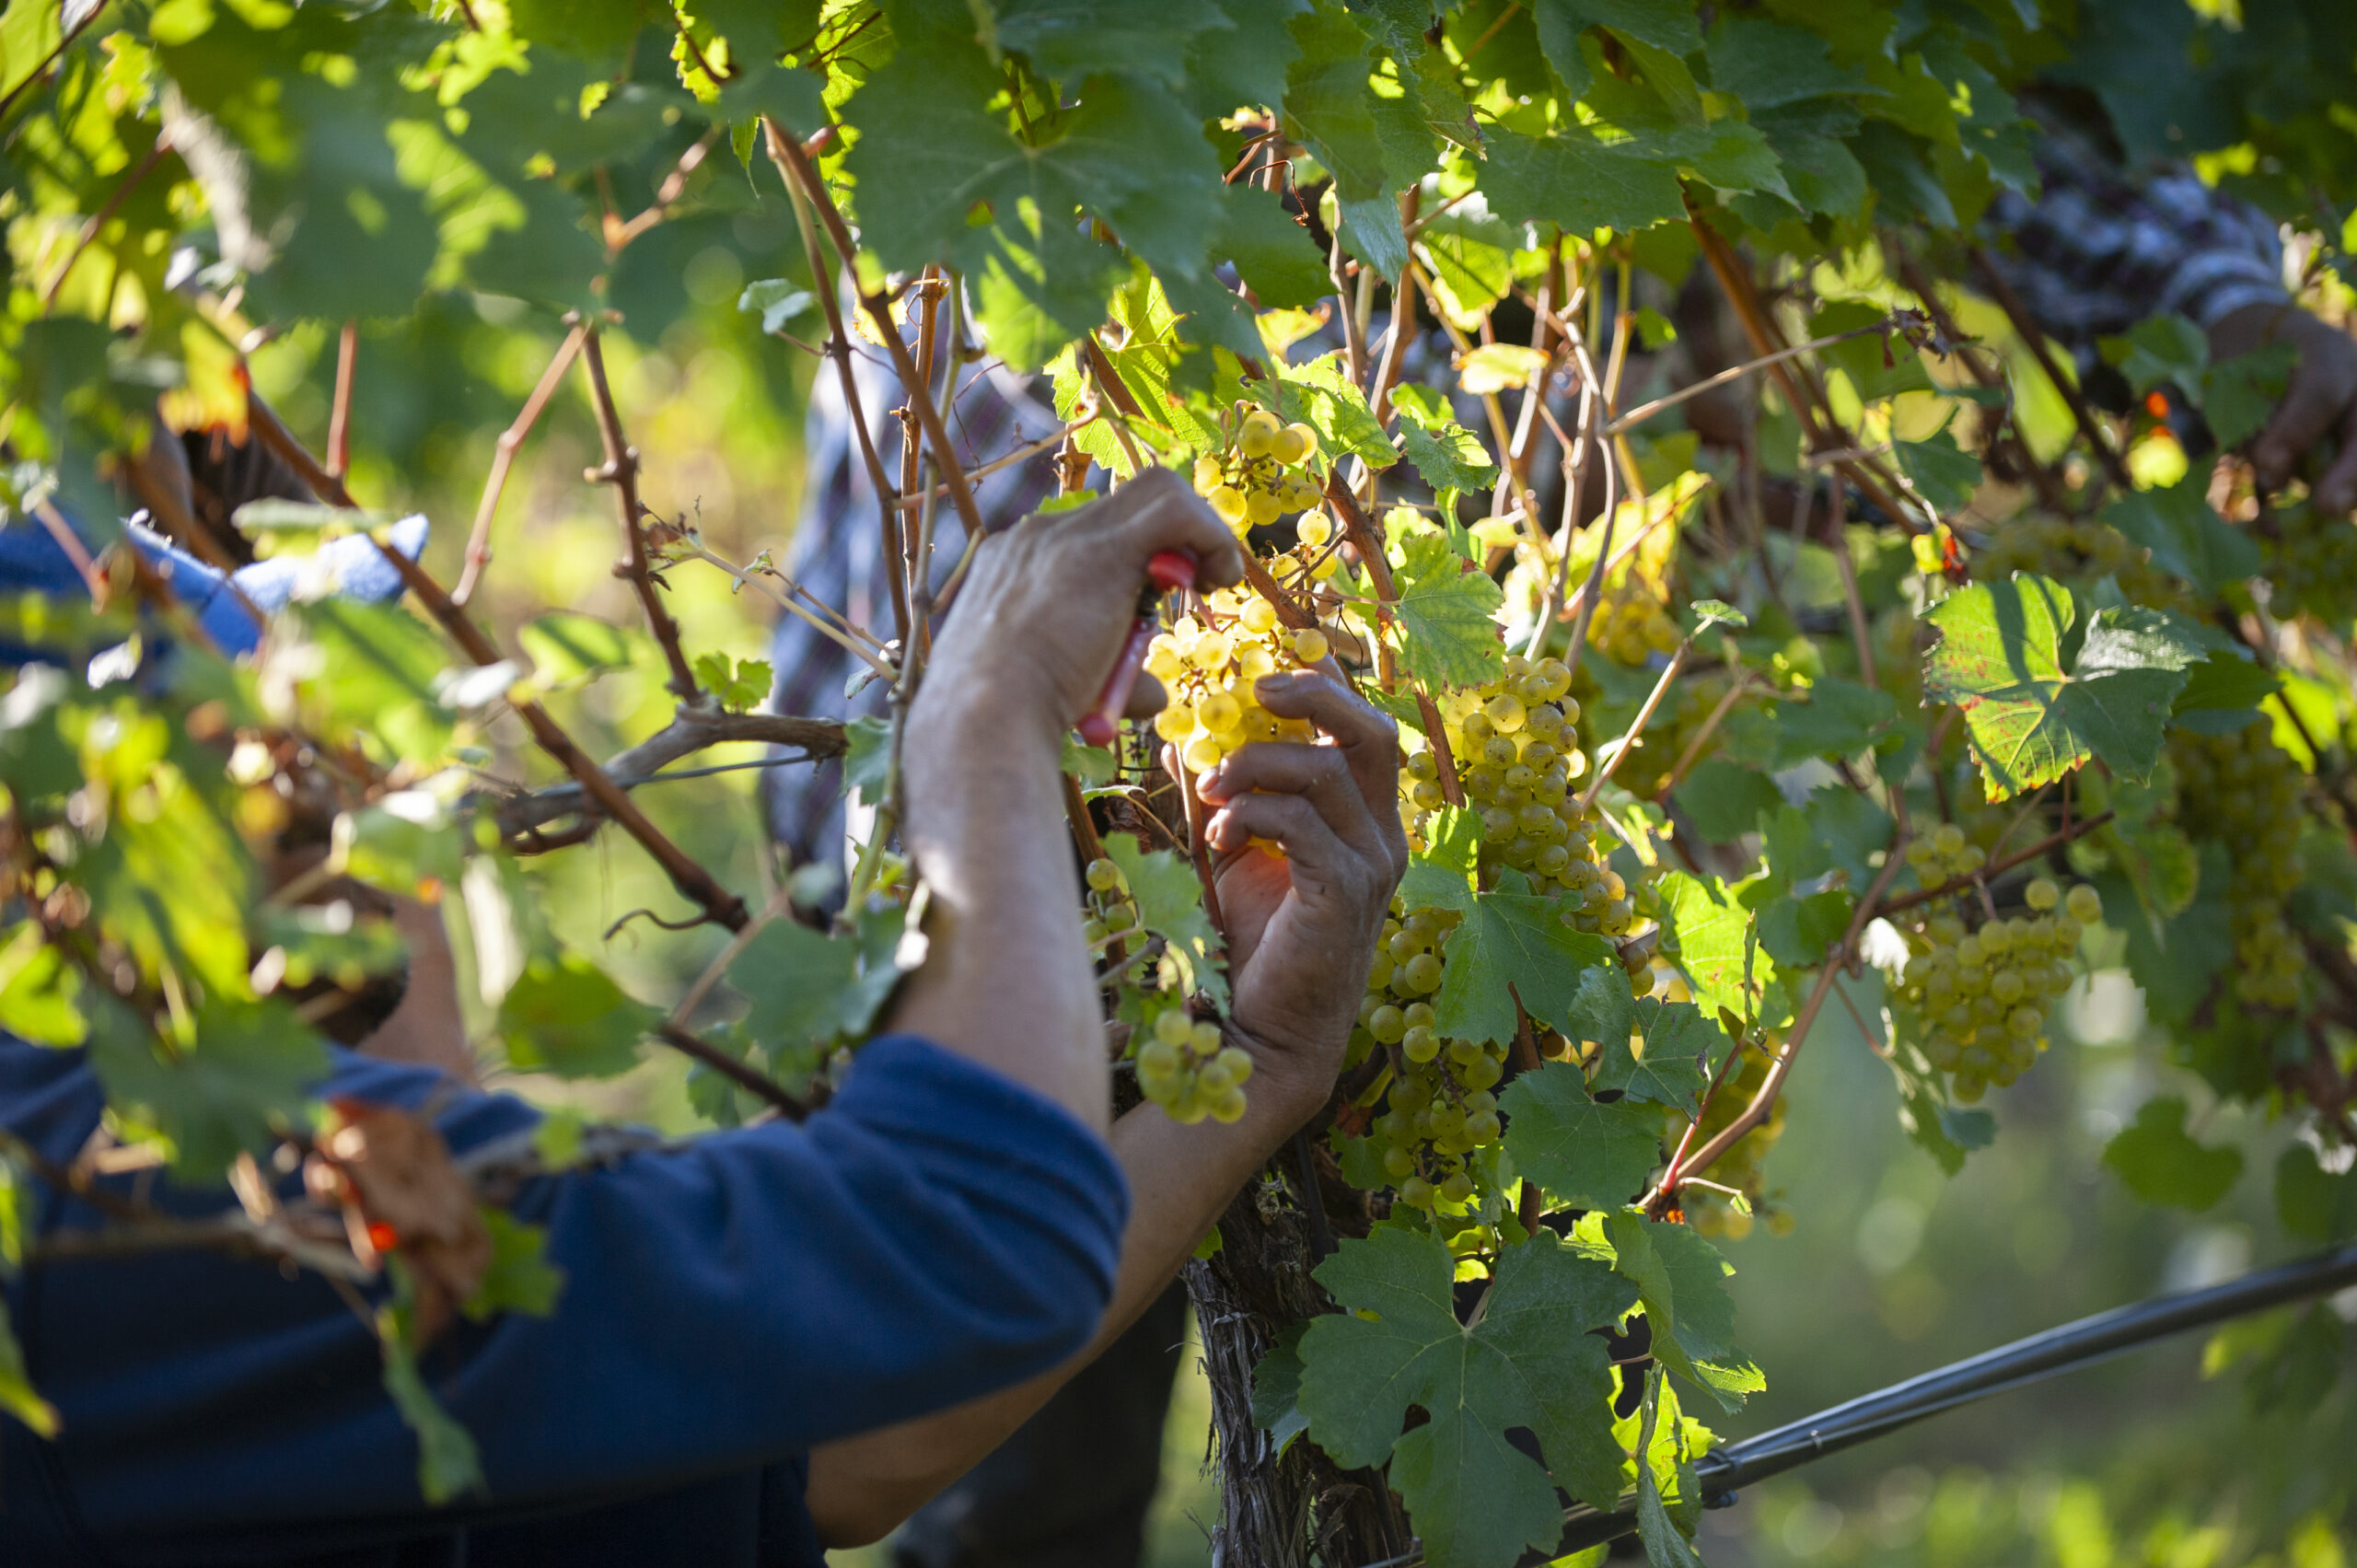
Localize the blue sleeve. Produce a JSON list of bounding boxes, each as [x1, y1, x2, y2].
[[12, 1034, 1128, 1550]]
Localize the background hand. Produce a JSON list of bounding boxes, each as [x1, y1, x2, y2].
[[2208, 301, 2357, 514], [1177, 668, 1407, 1117]]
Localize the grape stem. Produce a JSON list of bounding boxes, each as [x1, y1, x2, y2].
[[1649, 836, 1913, 1213], [1322, 471, 1401, 691], [1576, 639, 1689, 816], [453, 318, 587, 605], [655, 1022, 814, 1121], [761, 117, 911, 646], [581, 328, 702, 704], [1875, 809, 2117, 919]]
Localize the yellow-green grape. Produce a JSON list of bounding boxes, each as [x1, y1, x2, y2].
[[2265, 503, 2357, 620], [1892, 880, 2098, 1100], [1137, 1010, 1250, 1124], [1293, 627, 1329, 664], [1274, 422, 1318, 464], [1975, 512, 2184, 610], [1086, 857, 1125, 894], [1296, 511, 1333, 551], [1239, 596, 1280, 634], [1207, 485, 1248, 528], [2167, 725, 2302, 1009], [1191, 455, 1224, 495], [1239, 409, 1283, 459], [1246, 487, 1283, 528]]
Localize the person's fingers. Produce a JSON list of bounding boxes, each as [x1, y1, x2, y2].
[[1203, 790, 1370, 906], [1251, 669, 1406, 867], [1086, 467, 1248, 590], [1199, 740, 1386, 859], [2253, 341, 2357, 490], [2316, 403, 2357, 517]]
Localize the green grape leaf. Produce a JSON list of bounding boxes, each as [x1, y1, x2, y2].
[[1332, 190, 1411, 281], [842, 715, 892, 803], [691, 653, 773, 713], [1296, 1226, 1638, 1566], [1396, 414, 1501, 495], [1923, 575, 2205, 802], [1769, 675, 1898, 763], [1500, 1063, 1664, 1209], [1106, 834, 1228, 1007], [1604, 1211, 1759, 1410], [499, 952, 660, 1079], [1248, 1320, 1312, 1455], [1704, 16, 1873, 108], [1185, 0, 1308, 123], [379, 1316, 485, 1504], [1536, 0, 1702, 61], [1658, 873, 1773, 1027], [1400, 804, 1482, 915], [1390, 528, 1506, 690], [1481, 126, 1685, 238], [2100, 481, 2261, 595], [2172, 646, 2277, 716], [0, 923, 85, 1047], [1219, 183, 1331, 311], [461, 1210, 566, 1321], [1756, 889, 1853, 971], [728, 904, 913, 1070], [1671, 759, 1781, 843], [1633, 1367, 1708, 1568], [1894, 430, 1981, 514], [1283, 2, 1387, 203], [1562, 967, 1724, 1113], [85, 996, 328, 1179], [2102, 1096, 2243, 1211], [1887, 1053, 1995, 1177], [519, 612, 640, 683], [2102, 313, 2209, 398], [2275, 1144, 2357, 1244], [0, 1298, 56, 1438], [737, 279, 818, 335], [1265, 352, 1396, 469], [987, 0, 1236, 89], [2199, 341, 2297, 450], [1434, 872, 1617, 1047]]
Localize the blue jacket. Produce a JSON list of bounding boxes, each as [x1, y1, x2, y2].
[[0, 1034, 1129, 1567]]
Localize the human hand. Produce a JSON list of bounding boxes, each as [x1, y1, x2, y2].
[[1182, 669, 1407, 1120], [914, 469, 1247, 749], [2207, 302, 2357, 514]]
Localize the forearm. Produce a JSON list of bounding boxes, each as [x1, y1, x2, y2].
[[804, 1073, 1323, 1548], [885, 697, 1109, 1132]]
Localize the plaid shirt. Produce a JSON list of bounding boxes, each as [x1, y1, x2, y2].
[[766, 131, 2290, 867], [1982, 119, 2288, 354]]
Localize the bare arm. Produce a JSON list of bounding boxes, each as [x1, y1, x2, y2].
[[809, 671, 1405, 1546], [886, 469, 1246, 1129]]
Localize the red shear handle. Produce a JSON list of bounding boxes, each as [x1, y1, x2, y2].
[[1076, 550, 1199, 746]]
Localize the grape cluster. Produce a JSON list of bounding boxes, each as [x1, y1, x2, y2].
[[1586, 591, 1681, 668], [1894, 878, 2100, 1101], [1192, 410, 1323, 537], [1904, 820, 1988, 889], [1683, 1022, 1784, 1241], [1969, 514, 2182, 610], [1398, 655, 1637, 939], [1080, 854, 1137, 948], [2263, 503, 2357, 624], [1359, 900, 1512, 1225], [1144, 587, 1329, 776], [2167, 723, 2306, 1009], [1134, 1005, 1256, 1124]]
